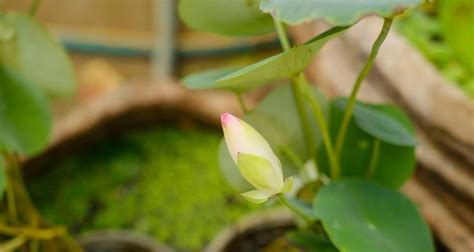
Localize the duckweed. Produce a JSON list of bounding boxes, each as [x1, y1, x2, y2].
[[28, 126, 262, 251]]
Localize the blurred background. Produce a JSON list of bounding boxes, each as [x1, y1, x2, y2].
[[1, 0, 473, 251]]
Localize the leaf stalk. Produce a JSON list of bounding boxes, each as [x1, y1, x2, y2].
[[335, 18, 393, 157], [277, 194, 312, 224], [29, 0, 42, 16], [303, 87, 340, 179], [273, 19, 316, 159]]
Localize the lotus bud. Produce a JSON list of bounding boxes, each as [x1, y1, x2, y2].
[[221, 113, 293, 203]]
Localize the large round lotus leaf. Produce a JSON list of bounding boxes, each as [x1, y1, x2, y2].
[[260, 0, 422, 26], [179, 0, 274, 36], [0, 13, 75, 97], [0, 66, 51, 155], [314, 179, 434, 252]]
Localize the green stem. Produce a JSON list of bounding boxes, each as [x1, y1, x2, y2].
[[28, 0, 42, 15], [0, 223, 65, 240], [30, 240, 40, 252], [291, 74, 316, 157], [3, 154, 18, 223], [1, 151, 84, 251], [273, 19, 290, 51], [277, 194, 312, 224], [302, 87, 340, 179], [235, 92, 248, 114], [0, 235, 27, 251], [335, 18, 393, 157], [279, 145, 305, 170], [367, 139, 381, 178], [273, 19, 316, 158], [5, 180, 18, 222], [6, 154, 40, 223]]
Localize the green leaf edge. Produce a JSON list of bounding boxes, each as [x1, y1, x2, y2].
[[260, 0, 423, 26], [334, 98, 417, 146]]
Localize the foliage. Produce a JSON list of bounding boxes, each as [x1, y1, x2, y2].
[[0, 9, 74, 199], [0, 5, 78, 251], [219, 84, 327, 191], [28, 127, 261, 250], [260, 0, 422, 26], [0, 156, 4, 199], [318, 99, 416, 189], [180, 0, 435, 251], [179, 0, 274, 36], [183, 26, 346, 91], [439, 0, 474, 72], [397, 5, 474, 98], [0, 66, 51, 156], [0, 13, 75, 97], [314, 180, 434, 252]]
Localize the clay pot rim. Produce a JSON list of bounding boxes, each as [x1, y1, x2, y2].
[[204, 208, 294, 252], [78, 229, 175, 252]]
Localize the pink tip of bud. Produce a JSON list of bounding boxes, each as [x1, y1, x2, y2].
[[221, 112, 239, 126]]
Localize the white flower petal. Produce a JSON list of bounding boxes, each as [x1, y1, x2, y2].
[[221, 112, 245, 162], [221, 113, 283, 183], [241, 190, 272, 204], [240, 119, 283, 183], [281, 176, 294, 193], [237, 153, 283, 193]]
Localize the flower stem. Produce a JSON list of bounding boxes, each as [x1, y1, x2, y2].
[[292, 75, 317, 157], [273, 19, 316, 158], [4, 153, 40, 223], [235, 92, 248, 114], [279, 144, 305, 170], [0, 223, 66, 240], [30, 240, 40, 252], [0, 235, 27, 251], [367, 139, 381, 178], [29, 0, 42, 15], [303, 88, 340, 179], [273, 19, 291, 51], [5, 182, 18, 222], [277, 194, 312, 224], [335, 18, 393, 157], [4, 155, 18, 223], [1, 152, 84, 251]]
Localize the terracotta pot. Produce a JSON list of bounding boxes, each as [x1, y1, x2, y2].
[[205, 209, 294, 252], [79, 230, 174, 252]]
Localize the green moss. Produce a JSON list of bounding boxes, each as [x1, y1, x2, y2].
[[28, 126, 261, 251], [397, 9, 474, 98]]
